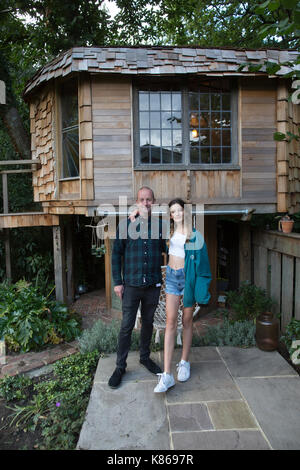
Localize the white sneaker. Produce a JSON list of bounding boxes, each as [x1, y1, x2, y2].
[[154, 372, 175, 393], [177, 360, 190, 382]]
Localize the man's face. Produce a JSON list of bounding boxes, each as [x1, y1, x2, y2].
[[136, 188, 154, 217]]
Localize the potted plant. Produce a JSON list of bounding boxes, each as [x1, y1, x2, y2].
[[277, 214, 294, 233]]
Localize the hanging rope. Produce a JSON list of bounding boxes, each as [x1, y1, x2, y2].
[[85, 217, 107, 258]]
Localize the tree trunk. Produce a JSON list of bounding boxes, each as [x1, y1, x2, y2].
[[0, 105, 31, 160]]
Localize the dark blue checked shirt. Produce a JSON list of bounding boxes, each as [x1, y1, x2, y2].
[[112, 216, 167, 287]]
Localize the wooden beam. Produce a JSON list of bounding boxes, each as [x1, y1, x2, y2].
[[0, 213, 59, 229], [204, 215, 217, 309], [104, 235, 112, 311], [4, 229, 11, 282], [66, 219, 75, 305], [239, 223, 252, 285], [2, 173, 8, 214], [0, 159, 40, 166], [53, 221, 67, 304]]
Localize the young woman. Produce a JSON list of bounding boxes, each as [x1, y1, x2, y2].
[[154, 198, 212, 393]]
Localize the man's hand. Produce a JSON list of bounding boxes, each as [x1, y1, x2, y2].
[[114, 285, 124, 300]]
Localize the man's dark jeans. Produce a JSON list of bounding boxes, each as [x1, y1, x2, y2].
[[116, 285, 160, 370]]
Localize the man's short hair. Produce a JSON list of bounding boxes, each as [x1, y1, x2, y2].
[[137, 186, 155, 201]]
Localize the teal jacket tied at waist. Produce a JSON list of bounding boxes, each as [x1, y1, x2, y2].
[[183, 229, 212, 308]]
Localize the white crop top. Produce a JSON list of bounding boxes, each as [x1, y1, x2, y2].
[[169, 231, 186, 259]]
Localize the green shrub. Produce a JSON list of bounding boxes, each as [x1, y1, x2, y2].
[[281, 318, 300, 357], [0, 280, 81, 352], [194, 319, 256, 348], [225, 281, 274, 322], [0, 374, 32, 402], [5, 351, 99, 450]]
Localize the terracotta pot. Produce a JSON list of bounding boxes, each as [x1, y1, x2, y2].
[[279, 220, 294, 233], [256, 311, 279, 352]]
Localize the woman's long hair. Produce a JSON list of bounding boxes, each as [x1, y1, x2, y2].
[[167, 198, 192, 248]]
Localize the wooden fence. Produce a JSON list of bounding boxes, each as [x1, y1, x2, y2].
[[252, 230, 300, 332]]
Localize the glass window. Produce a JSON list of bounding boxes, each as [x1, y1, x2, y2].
[[60, 80, 79, 178], [136, 82, 234, 166], [188, 89, 232, 164], [138, 91, 183, 164]]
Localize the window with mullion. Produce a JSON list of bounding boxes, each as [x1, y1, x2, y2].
[[136, 83, 234, 167], [189, 90, 232, 164], [60, 79, 79, 178], [139, 91, 183, 165]]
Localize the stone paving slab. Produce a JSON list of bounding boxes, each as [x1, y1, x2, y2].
[[77, 347, 300, 451], [166, 361, 242, 403], [172, 430, 271, 450], [236, 376, 300, 450], [77, 380, 170, 450], [218, 347, 298, 378]]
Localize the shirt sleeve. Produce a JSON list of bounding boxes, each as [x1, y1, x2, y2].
[[112, 222, 126, 286]]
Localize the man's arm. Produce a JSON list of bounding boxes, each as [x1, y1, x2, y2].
[[112, 223, 126, 298]]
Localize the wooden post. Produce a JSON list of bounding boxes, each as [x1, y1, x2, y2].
[[53, 218, 67, 303], [239, 222, 252, 286], [104, 235, 112, 311], [66, 218, 75, 305], [2, 173, 11, 281], [204, 215, 217, 310]]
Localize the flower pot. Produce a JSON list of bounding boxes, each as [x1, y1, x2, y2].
[[255, 311, 279, 351], [279, 219, 294, 233]]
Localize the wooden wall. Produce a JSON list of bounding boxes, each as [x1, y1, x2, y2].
[[241, 78, 277, 202], [91, 78, 133, 202], [277, 79, 300, 214], [30, 84, 56, 202]]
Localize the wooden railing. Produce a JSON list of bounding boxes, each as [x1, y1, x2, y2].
[[252, 229, 300, 332]]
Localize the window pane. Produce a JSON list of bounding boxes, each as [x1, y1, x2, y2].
[[221, 112, 231, 128], [140, 130, 150, 146], [172, 93, 181, 111], [162, 147, 172, 163], [139, 92, 149, 110], [200, 94, 209, 110], [211, 93, 221, 110], [161, 93, 171, 110], [199, 112, 210, 128], [173, 148, 182, 163], [211, 112, 221, 128], [162, 112, 172, 128], [172, 113, 182, 128], [222, 130, 231, 147], [190, 147, 200, 164], [62, 129, 79, 177], [222, 147, 231, 163], [211, 129, 221, 146], [173, 130, 182, 147], [190, 112, 199, 128], [199, 131, 210, 146], [222, 94, 231, 110], [162, 130, 172, 147], [189, 92, 199, 110], [61, 82, 78, 129], [150, 129, 161, 147], [212, 148, 221, 163], [141, 146, 150, 163], [150, 111, 161, 128], [201, 148, 210, 164], [140, 112, 149, 128], [151, 147, 161, 164], [150, 92, 160, 110]]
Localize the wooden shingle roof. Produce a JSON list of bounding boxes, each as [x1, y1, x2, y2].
[[24, 46, 299, 97]]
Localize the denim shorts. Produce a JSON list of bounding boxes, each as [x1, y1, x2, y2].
[[165, 265, 185, 296]]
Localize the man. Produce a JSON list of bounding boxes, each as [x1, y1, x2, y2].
[[108, 187, 167, 388]]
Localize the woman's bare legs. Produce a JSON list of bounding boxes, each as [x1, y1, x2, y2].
[[181, 306, 194, 362], [164, 293, 180, 374]]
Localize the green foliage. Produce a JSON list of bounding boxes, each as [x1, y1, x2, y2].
[[0, 280, 81, 352], [281, 318, 300, 356], [0, 374, 32, 402], [4, 351, 99, 449], [194, 318, 256, 348], [225, 282, 274, 322], [78, 318, 139, 354]]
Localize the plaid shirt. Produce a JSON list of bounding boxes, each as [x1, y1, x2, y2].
[[112, 216, 167, 287]]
